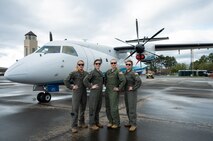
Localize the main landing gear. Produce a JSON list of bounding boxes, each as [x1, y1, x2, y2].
[[37, 92, 51, 103]]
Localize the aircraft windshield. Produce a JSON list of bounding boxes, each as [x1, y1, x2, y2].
[[62, 46, 78, 56], [36, 46, 61, 53]]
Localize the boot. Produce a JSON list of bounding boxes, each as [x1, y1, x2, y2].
[[96, 123, 103, 128], [79, 123, 88, 128], [89, 125, 99, 130], [111, 124, 120, 129], [129, 126, 137, 132], [107, 123, 113, 128], [71, 127, 78, 133]]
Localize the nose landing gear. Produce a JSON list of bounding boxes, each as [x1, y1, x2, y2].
[[37, 92, 51, 103]]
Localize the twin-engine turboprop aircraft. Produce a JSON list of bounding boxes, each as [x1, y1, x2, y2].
[[4, 19, 213, 103]]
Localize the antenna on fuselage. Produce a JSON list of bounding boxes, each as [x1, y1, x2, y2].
[[49, 32, 53, 41]]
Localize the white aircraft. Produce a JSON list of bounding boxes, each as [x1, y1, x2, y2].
[[4, 19, 213, 103]]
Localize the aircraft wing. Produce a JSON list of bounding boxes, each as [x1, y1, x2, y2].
[[155, 43, 213, 51], [114, 43, 213, 53], [114, 46, 135, 53]]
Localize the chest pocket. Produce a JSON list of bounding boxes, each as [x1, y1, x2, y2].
[[73, 73, 84, 84], [108, 72, 117, 79], [126, 73, 135, 85]]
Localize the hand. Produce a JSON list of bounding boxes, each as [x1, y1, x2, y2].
[[128, 86, 133, 91], [113, 87, 119, 91], [91, 84, 99, 89], [72, 85, 78, 90]]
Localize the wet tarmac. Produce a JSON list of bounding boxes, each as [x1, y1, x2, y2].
[[0, 76, 213, 141]]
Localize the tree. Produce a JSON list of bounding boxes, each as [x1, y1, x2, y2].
[[171, 63, 188, 73], [191, 53, 213, 71], [207, 53, 213, 63], [155, 55, 177, 69], [153, 55, 178, 74]]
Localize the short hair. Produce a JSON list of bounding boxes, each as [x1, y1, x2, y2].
[[110, 59, 117, 63], [94, 59, 102, 64], [125, 60, 133, 66]]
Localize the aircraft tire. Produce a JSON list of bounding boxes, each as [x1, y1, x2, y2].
[[37, 92, 45, 103], [44, 92, 51, 103]]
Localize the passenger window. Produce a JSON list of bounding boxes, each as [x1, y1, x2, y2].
[[36, 46, 61, 53], [62, 46, 78, 56]]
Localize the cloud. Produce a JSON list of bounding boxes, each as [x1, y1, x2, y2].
[[0, 0, 213, 67], [0, 52, 7, 57]]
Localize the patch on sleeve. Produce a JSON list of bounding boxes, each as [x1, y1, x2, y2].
[[119, 72, 123, 74]]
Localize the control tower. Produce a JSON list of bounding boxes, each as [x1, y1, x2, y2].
[[24, 31, 37, 56]]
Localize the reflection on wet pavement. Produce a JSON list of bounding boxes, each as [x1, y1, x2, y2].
[[0, 76, 213, 141]]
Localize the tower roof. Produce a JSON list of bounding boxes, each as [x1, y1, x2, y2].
[[25, 31, 37, 37]]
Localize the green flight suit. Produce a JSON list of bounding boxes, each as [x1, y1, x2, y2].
[[83, 68, 103, 125], [64, 70, 88, 128], [124, 70, 142, 126], [105, 68, 126, 126]]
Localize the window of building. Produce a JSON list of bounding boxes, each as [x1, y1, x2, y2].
[[32, 48, 36, 53], [25, 47, 28, 56], [62, 46, 78, 56]]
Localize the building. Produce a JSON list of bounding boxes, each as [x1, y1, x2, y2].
[[24, 31, 38, 56]]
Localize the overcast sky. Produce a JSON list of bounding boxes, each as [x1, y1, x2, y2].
[[0, 0, 213, 67]]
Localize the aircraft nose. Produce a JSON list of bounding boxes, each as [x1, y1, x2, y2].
[[4, 64, 28, 83]]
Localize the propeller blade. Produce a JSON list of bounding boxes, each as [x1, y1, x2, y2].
[[136, 60, 140, 65], [144, 28, 164, 45], [125, 50, 136, 60], [136, 19, 140, 44], [115, 38, 135, 47], [49, 32, 53, 41]]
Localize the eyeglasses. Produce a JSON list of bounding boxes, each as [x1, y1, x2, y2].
[[95, 63, 101, 65], [111, 62, 117, 64], [78, 64, 84, 66], [126, 64, 132, 66]]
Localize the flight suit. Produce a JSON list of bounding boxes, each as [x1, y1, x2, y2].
[[105, 68, 126, 126], [64, 70, 88, 128], [124, 70, 142, 126], [83, 69, 103, 125]]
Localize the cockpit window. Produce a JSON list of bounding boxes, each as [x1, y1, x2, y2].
[[36, 46, 61, 53], [62, 46, 78, 56]]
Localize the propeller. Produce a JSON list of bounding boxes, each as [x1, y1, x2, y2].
[[115, 19, 165, 64], [49, 32, 53, 41]]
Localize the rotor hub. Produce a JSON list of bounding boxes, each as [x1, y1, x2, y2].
[[136, 44, 145, 53]]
